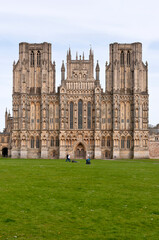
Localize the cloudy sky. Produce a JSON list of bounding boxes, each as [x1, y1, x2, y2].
[[0, 0, 159, 131]]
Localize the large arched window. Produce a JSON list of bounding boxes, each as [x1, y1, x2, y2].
[[37, 51, 41, 67], [31, 51, 34, 67], [120, 51, 124, 66], [127, 51, 130, 66], [56, 136, 59, 146], [36, 137, 40, 148], [102, 137, 105, 147], [121, 137, 125, 149], [30, 103, 35, 130], [87, 102, 91, 129], [78, 100, 83, 129], [127, 137, 131, 148], [70, 102, 73, 129], [31, 137, 34, 148], [51, 137, 54, 147], [107, 136, 111, 147]]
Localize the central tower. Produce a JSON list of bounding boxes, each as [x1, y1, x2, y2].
[[59, 48, 101, 159]]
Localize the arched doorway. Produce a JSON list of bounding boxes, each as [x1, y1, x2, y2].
[[105, 150, 111, 159], [2, 148, 8, 157], [75, 143, 86, 159]]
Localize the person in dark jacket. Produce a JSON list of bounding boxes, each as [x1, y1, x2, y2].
[[86, 154, 91, 164]]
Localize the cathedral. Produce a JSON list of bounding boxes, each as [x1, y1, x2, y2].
[[0, 42, 149, 159]]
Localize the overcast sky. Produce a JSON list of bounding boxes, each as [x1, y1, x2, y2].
[[0, 0, 159, 131]]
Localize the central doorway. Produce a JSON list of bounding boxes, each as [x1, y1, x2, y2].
[[2, 148, 8, 157], [75, 143, 86, 159]]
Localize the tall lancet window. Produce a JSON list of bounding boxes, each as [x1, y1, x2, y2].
[[36, 137, 40, 148], [87, 102, 91, 129], [37, 51, 41, 67], [70, 102, 74, 129], [120, 51, 124, 66], [78, 100, 83, 129], [31, 51, 34, 67], [127, 51, 130, 66], [31, 137, 34, 148]]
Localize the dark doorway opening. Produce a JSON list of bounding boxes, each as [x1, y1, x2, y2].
[[75, 143, 86, 159], [2, 148, 8, 157], [105, 151, 111, 159]]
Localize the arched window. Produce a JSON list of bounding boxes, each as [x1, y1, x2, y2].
[[51, 137, 54, 147], [78, 100, 83, 129], [121, 137, 125, 149], [70, 102, 73, 129], [107, 137, 111, 147], [31, 137, 34, 148], [102, 137, 105, 147], [127, 51, 130, 66], [127, 137, 131, 148], [31, 51, 34, 67], [36, 137, 40, 148], [37, 51, 41, 67], [87, 102, 91, 129], [56, 136, 59, 146], [30, 103, 35, 130], [120, 51, 124, 66]]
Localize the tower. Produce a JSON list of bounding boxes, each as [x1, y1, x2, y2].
[[11, 42, 56, 158], [106, 42, 149, 158]]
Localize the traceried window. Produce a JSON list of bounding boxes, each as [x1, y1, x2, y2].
[[102, 137, 105, 147], [127, 137, 131, 148], [30, 103, 35, 130], [36, 137, 40, 148], [120, 51, 124, 66], [87, 102, 91, 129], [78, 100, 83, 129], [121, 137, 125, 149], [56, 137, 58, 146], [127, 51, 130, 66], [51, 137, 54, 147], [31, 137, 34, 148], [37, 51, 41, 67], [31, 51, 34, 67], [107, 137, 111, 147], [70, 102, 73, 129]]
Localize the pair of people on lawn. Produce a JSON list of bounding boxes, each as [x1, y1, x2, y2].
[[66, 154, 91, 164]]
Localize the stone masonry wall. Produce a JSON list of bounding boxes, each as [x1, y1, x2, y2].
[[149, 142, 159, 159]]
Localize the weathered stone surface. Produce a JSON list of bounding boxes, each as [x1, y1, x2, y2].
[[0, 42, 152, 159], [149, 142, 159, 158]]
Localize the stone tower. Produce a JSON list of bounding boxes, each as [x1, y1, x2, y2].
[[11, 42, 56, 158], [106, 42, 149, 158], [59, 48, 101, 159]]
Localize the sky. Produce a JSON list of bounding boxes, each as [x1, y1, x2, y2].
[[0, 0, 159, 131]]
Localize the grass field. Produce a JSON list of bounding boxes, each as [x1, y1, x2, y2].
[[0, 158, 159, 240]]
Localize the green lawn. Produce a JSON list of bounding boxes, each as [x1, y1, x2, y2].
[[0, 158, 159, 240]]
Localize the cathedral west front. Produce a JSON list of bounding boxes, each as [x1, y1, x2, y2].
[[0, 42, 149, 159]]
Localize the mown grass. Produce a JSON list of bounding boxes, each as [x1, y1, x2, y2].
[[0, 158, 159, 240]]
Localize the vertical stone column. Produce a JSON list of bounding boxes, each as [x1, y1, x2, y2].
[[94, 87, 102, 159], [59, 88, 67, 159], [20, 94, 28, 158], [112, 94, 120, 158], [41, 93, 49, 158]]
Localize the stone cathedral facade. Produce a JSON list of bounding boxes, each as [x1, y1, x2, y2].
[[0, 42, 149, 159]]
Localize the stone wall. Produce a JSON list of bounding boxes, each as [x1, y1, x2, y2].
[[149, 141, 159, 159]]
